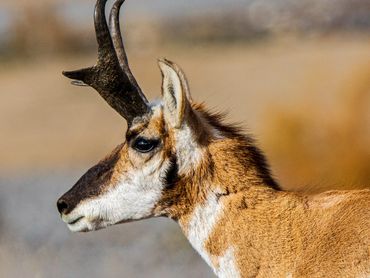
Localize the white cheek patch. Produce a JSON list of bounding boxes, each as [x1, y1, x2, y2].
[[65, 157, 170, 232]]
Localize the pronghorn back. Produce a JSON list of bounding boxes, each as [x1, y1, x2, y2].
[[57, 0, 370, 277]]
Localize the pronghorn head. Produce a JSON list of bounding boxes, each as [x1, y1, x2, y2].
[[56, 0, 203, 232], [57, 0, 278, 233], [57, 59, 200, 232]]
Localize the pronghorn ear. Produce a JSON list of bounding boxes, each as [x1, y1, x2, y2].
[[158, 59, 192, 128]]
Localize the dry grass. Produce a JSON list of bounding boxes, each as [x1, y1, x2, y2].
[[0, 35, 369, 192]]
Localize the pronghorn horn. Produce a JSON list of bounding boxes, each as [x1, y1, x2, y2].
[[109, 0, 145, 98], [62, 0, 149, 123]]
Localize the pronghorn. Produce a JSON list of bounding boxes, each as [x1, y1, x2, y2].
[[57, 0, 370, 277]]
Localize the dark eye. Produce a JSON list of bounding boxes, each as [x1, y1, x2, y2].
[[132, 137, 159, 153]]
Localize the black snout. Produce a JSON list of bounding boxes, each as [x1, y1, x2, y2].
[[56, 188, 84, 215], [57, 198, 70, 214]]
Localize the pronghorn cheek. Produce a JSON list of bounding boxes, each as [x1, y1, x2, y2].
[[128, 147, 165, 170], [69, 164, 169, 229], [66, 185, 164, 231]]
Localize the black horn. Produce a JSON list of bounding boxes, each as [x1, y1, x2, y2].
[[63, 0, 149, 123]]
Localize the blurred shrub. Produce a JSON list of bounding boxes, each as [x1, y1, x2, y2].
[[264, 64, 370, 193], [162, 12, 271, 45], [3, 4, 93, 60]]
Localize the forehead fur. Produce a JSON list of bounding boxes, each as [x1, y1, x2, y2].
[[127, 101, 240, 144], [127, 105, 165, 140]]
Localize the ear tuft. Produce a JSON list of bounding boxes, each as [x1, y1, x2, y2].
[[158, 58, 192, 128]]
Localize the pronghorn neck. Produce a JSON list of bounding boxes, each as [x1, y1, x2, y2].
[[156, 107, 279, 221], [153, 108, 282, 276], [173, 183, 285, 276], [170, 123, 370, 277], [176, 184, 370, 277], [176, 186, 294, 277]]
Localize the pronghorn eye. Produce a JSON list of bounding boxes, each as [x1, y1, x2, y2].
[[132, 137, 159, 153]]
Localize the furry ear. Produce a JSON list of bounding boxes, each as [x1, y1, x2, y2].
[[158, 58, 192, 128]]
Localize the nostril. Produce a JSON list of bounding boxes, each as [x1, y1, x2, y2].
[[57, 199, 69, 214]]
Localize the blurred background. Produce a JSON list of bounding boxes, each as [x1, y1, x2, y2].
[[0, 0, 369, 277]]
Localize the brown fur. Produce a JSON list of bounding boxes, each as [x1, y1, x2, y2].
[[204, 188, 370, 277], [155, 106, 370, 277], [154, 106, 280, 225]]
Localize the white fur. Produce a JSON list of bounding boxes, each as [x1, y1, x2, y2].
[[159, 60, 184, 128], [150, 102, 204, 175], [174, 122, 204, 175], [158, 60, 205, 174], [183, 191, 241, 277], [62, 155, 170, 232], [315, 195, 345, 209], [217, 247, 241, 278], [182, 191, 226, 272]]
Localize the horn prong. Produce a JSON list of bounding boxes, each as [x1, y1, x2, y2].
[[62, 0, 149, 122], [62, 68, 91, 81]]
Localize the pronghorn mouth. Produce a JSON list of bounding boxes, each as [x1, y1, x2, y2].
[[67, 216, 84, 225]]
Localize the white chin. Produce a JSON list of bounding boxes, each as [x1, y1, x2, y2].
[[66, 217, 107, 233], [67, 217, 91, 232]]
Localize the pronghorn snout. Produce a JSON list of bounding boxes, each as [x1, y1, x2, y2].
[[57, 196, 76, 215], [57, 145, 122, 217], [56, 198, 68, 214]]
